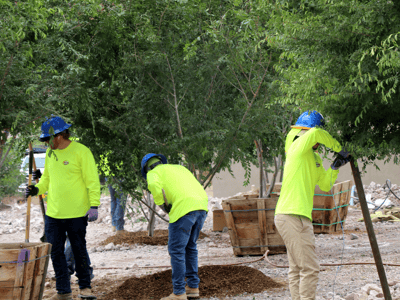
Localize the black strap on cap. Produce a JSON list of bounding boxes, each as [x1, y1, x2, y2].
[[146, 161, 163, 173]]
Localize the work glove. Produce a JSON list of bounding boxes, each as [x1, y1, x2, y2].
[[33, 169, 42, 181], [85, 207, 98, 222], [160, 203, 172, 214], [25, 185, 39, 199], [331, 155, 352, 170], [338, 147, 350, 158]]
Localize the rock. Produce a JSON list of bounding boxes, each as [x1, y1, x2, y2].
[[350, 233, 359, 240], [389, 281, 398, 286], [121, 246, 130, 251], [375, 293, 384, 298], [45, 282, 51, 288], [222, 227, 229, 233], [344, 294, 360, 300], [96, 246, 105, 252], [104, 242, 115, 251], [361, 284, 382, 295]]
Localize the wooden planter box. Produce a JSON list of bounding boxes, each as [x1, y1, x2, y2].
[[222, 195, 286, 256], [312, 180, 352, 234], [268, 181, 352, 233], [0, 243, 52, 300]]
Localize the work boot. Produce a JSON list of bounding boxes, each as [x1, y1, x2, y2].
[[186, 286, 199, 297], [78, 288, 97, 299], [160, 293, 188, 300], [49, 293, 72, 300]]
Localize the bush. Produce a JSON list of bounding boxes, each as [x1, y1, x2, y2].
[[0, 154, 25, 201]]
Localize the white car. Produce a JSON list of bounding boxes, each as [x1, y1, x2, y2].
[[18, 151, 47, 192]]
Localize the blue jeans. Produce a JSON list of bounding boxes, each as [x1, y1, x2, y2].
[[168, 210, 207, 295], [45, 216, 92, 294], [65, 237, 93, 279], [109, 184, 126, 231]]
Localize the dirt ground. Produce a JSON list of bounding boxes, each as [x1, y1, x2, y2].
[[3, 188, 400, 300]]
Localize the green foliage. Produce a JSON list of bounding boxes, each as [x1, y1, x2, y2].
[[0, 152, 24, 200], [265, 0, 400, 168]]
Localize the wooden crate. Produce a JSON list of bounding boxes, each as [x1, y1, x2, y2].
[[267, 181, 352, 233], [222, 195, 286, 256], [212, 209, 227, 231], [312, 180, 352, 234], [0, 243, 51, 300]]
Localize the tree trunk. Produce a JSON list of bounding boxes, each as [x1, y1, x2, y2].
[[255, 140, 264, 198], [265, 155, 281, 198], [147, 191, 157, 237]]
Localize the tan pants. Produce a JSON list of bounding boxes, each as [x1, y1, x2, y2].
[[275, 214, 319, 300]]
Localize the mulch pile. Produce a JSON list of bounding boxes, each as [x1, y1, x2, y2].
[[101, 230, 208, 246], [101, 265, 282, 299]]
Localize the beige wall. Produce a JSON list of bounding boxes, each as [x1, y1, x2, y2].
[[213, 158, 400, 198]]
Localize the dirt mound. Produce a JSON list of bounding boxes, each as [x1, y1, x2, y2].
[[102, 265, 282, 299], [101, 230, 208, 246]]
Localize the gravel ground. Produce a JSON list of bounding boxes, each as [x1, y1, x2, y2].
[[1, 182, 400, 299]]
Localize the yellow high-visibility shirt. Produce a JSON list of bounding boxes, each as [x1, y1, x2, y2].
[[275, 128, 342, 220], [147, 164, 208, 223], [36, 141, 100, 219]]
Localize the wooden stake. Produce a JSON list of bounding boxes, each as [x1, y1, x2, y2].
[[350, 159, 392, 300]]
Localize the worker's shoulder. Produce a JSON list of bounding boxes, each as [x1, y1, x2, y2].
[[70, 141, 94, 154]]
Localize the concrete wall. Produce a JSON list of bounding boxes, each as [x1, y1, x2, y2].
[[212, 158, 400, 198]]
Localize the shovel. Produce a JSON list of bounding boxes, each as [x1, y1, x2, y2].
[[25, 147, 33, 243], [28, 143, 47, 242]]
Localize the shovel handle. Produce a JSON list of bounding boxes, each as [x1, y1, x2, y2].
[[162, 189, 169, 207], [28, 143, 47, 242], [25, 147, 33, 243]]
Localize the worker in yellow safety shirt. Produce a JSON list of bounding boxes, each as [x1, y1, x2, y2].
[[141, 153, 208, 300], [26, 116, 100, 300], [274, 111, 351, 300]]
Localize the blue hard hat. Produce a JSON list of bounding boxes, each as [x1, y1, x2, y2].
[[141, 153, 167, 179], [39, 116, 71, 141], [292, 110, 325, 129]]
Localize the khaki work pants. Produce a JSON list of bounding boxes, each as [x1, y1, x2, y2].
[[275, 214, 319, 300]]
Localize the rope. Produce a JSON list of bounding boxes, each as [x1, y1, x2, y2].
[[0, 254, 50, 264], [263, 250, 400, 268], [95, 254, 268, 270], [313, 204, 349, 211], [224, 208, 275, 212], [314, 189, 351, 197], [312, 220, 345, 226]]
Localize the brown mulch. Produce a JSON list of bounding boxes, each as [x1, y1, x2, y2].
[[100, 265, 282, 300], [100, 230, 208, 246]]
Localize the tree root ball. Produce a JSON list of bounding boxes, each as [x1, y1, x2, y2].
[[102, 265, 282, 299]]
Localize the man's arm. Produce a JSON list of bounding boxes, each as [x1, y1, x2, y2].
[[81, 148, 101, 207], [289, 128, 342, 155]]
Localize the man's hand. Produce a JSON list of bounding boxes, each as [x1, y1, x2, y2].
[[85, 207, 98, 222], [25, 185, 39, 199], [159, 204, 172, 214], [331, 155, 352, 170], [338, 147, 350, 158], [33, 170, 42, 181]]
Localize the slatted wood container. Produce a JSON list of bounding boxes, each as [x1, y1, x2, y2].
[[268, 180, 353, 234], [0, 243, 51, 300], [312, 180, 352, 234], [222, 193, 286, 256]]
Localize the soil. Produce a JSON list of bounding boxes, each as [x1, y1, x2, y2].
[[3, 182, 400, 300], [101, 230, 208, 246], [102, 265, 282, 300]]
